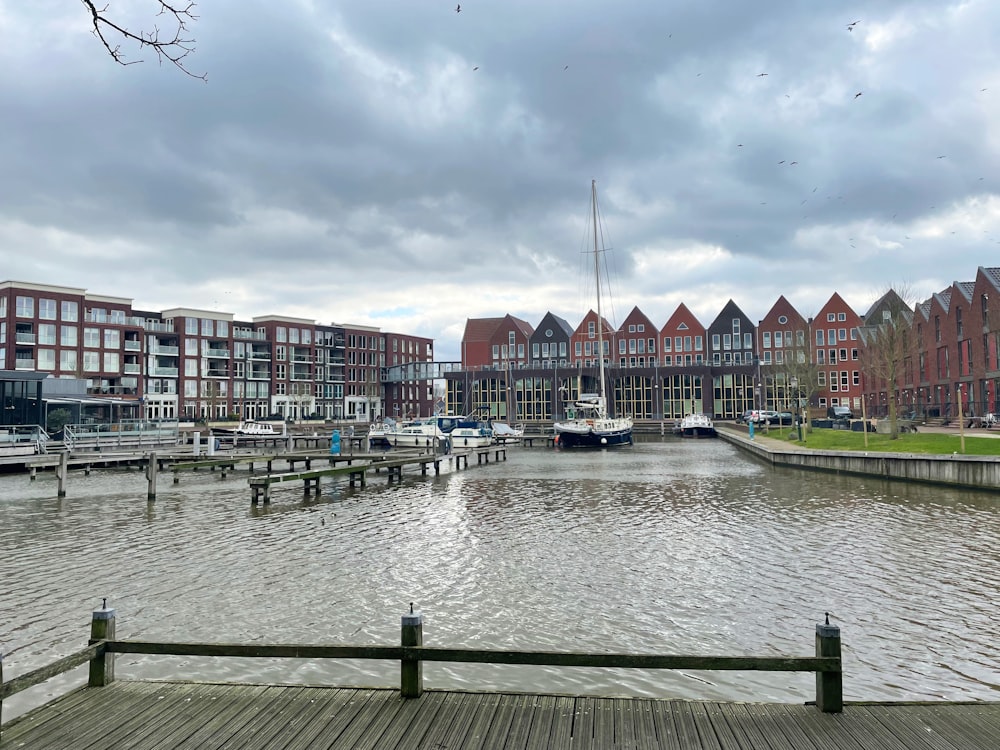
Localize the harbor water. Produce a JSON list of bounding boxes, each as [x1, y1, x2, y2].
[[2, 437, 999, 720]]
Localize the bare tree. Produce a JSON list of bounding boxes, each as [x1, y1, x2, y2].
[[80, 1, 206, 79], [762, 326, 820, 434], [857, 288, 918, 439]]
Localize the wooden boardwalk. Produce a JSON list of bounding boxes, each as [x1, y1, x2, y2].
[[4, 680, 999, 749]]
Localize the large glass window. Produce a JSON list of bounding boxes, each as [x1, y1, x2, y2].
[[37, 324, 56, 345], [83, 351, 100, 372], [39, 299, 57, 320], [16, 296, 33, 317], [217, 320, 228, 337], [84, 327, 100, 347], [37, 349, 56, 370], [61, 300, 78, 321], [289, 328, 300, 344], [201, 318, 213, 336], [104, 329, 120, 349], [60, 350, 78, 372], [103, 352, 119, 372], [185, 318, 199, 335], [61, 325, 78, 346]]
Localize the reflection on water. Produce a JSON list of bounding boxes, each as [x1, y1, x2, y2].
[[2, 438, 999, 720]]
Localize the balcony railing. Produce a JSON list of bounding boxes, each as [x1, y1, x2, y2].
[[291, 372, 314, 380], [152, 367, 178, 377], [205, 370, 230, 378], [206, 348, 231, 358], [250, 351, 271, 360], [14, 359, 35, 370], [152, 345, 179, 356], [15, 332, 36, 345], [124, 340, 142, 351], [144, 321, 175, 333], [248, 370, 269, 380], [233, 330, 267, 341], [123, 363, 141, 374]]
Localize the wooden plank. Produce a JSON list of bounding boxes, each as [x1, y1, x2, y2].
[[592, 694, 617, 748], [837, 704, 940, 750], [471, 692, 524, 750], [521, 694, 557, 749], [498, 693, 535, 749], [410, 690, 471, 748], [715, 702, 799, 750], [246, 686, 366, 750], [449, 691, 503, 750], [304, 688, 390, 749], [672, 701, 723, 750], [378, 690, 448, 749], [195, 684, 313, 750], [569, 696, 598, 750], [774, 703, 863, 750], [546, 696, 576, 749], [631, 699, 662, 750], [648, 699, 685, 750], [125, 682, 246, 750], [886, 704, 999, 750], [333, 690, 409, 750], [742, 703, 821, 749], [434, 691, 492, 748], [170, 683, 271, 748]]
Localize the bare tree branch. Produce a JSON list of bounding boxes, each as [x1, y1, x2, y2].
[[80, 1, 206, 80]]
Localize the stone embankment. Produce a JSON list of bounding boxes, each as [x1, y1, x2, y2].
[[716, 423, 1000, 493]]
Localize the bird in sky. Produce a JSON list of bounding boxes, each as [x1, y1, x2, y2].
[[847, 20, 860, 31], [778, 160, 785, 164], [854, 92, 862, 98], [472, 66, 478, 71], [456, 4, 460, 12], [564, 65, 569, 70], [756, 72, 768, 77], [790, 161, 798, 165]]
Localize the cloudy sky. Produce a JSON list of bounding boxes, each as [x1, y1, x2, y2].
[[3, 1, 999, 361]]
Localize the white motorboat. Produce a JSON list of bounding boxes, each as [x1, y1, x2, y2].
[[679, 413, 717, 438]]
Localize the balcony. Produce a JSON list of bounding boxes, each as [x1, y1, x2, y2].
[[123, 363, 142, 374], [291, 353, 313, 363], [152, 367, 178, 377], [248, 369, 270, 380], [206, 369, 230, 378], [144, 321, 175, 333], [206, 348, 231, 358], [14, 358, 35, 370], [15, 332, 36, 345], [291, 371, 314, 381], [233, 329, 267, 341], [151, 345, 179, 356], [124, 340, 142, 351], [250, 351, 271, 360]]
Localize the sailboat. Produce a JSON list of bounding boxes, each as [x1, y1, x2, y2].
[[553, 181, 634, 448]]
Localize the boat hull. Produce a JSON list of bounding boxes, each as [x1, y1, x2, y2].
[[554, 426, 633, 448], [680, 426, 717, 438]]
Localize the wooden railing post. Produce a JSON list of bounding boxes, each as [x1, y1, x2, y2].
[[88, 599, 116, 687], [400, 604, 423, 698], [146, 451, 158, 501], [815, 614, 842, 712]]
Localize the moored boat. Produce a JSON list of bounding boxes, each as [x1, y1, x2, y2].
[[680, 413, 717, 438], [553, 181, 633, 449]]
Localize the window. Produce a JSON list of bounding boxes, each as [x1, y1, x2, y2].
[[818, 371, 826, 386], [851, 348, 858, 360], [838, 312, 846, 322], [289, 328, 300, 344], [276, 327, 287, 342], [84, 327, 100, 347], [763, 332, 771, 348], [829, 349, 837, 364], [0, 296, 6, 317], [663, 337, 672, 352], [675, 336, 683, 352], [185, 318, 198, 335], [60, 350, 77, 372], [619, 339, 627, 354], [838, 328, 847, 342], [827, 313, 836, 322], [684, 336, 693, 352], [39, 299, 57, 320], [104, 329, 120, 349], [110, 309, 125, 324], [774, 331, 782, 348], [200, 318, 212, 336], [83, 351, 100, 372], [217, 320, 229, 337], [637, 324, 645, 332], [723, 334, 731, 349], [695, 336, 703, 350], [587, 321, 595, 338], [533, 343, 540, 358], [37, 349, 55, 371], [816, 329, 825, 346], [732, 318, 741, 337], [828, 329, 836, 344], [817, 350, 825, 364], [744, 333, 752, 349], [517, 344, 524, 358], [712, 334, 720, 350], [37, 324, 56, 345], [778, 315, 788, 325], [185, 359, 198, 376], [16, 296, 33, 317], [61, 325, 78, 346], [648, 337, 655, 353], [628, 324, 636, 333], [103, 352, 119, 372]]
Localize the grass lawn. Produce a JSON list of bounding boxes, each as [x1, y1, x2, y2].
[[752, 426, 1000, 455]]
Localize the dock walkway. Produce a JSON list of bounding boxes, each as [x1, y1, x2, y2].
[[5, 681, 998, 749]]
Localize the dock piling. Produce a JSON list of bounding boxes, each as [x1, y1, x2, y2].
[[57, 452, 68, 497], [146, 452, 158, 501], [88, 600, 116, 687], [401, 604, 423, 698], [815, 614, 842, 712]]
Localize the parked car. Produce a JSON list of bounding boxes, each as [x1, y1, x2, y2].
[[737, 410, 755, 424], [827, 405, 853, 420], [745, 409, 780, 424], [777, 412, 794, 425]]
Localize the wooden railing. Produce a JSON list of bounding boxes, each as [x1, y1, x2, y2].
[[1, 605, 843, 715]]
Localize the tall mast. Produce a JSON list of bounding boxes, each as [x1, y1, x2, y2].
[[592, 179, 606, 412]]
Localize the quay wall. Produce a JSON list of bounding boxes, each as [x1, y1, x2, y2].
[[717, 427, 1000, 493]]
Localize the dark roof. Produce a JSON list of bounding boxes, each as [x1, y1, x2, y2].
[[0, 370, 49, 382]]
